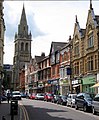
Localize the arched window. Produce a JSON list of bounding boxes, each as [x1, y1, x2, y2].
[[25, 43, 28, 51], [21, 42, 24, 51]]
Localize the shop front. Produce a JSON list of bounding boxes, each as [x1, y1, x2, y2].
[[72, 79, 82, 94], [82, 75, 96, 94], [51, 79, 59, 94], [37, 81, 44, 93], [59, 79, 69, 95]]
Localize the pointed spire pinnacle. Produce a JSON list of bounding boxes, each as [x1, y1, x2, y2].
[[90, 0, 93, 10], [20, 3, 27, 25], [75, 15, 78, 23]]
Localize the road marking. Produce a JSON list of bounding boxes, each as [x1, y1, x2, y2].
[[19, 101, 29, 120]]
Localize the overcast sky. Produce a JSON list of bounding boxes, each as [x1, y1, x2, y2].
[[3, 1, 99, 65]]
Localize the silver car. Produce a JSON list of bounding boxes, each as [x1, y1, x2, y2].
[[35, 93, 44, 100], [92, 93, 99, 115], [67, 94, 77, 107]]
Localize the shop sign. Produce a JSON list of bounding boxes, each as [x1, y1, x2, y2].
[[60, 80, 69, 85], [72, 80, 78, 85], [51, 80, 58, 85], [82, 76, 96, 85]]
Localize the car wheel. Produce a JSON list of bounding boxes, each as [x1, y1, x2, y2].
[[67, 102, 69, 107], [57, 101, 59, 104], [75, 104, 78, 110], [83, 105, 87, 112], [93, 107, 96, 115], [61, 102, 63, 105], [71, 103, 73, 108]]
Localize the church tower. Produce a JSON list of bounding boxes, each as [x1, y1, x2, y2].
[[13, 4, 32, 90]]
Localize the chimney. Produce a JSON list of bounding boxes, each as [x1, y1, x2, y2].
[[41, 52, 45, 57]]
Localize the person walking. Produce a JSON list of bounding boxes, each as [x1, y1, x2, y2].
[[7, 91, 10, 103]]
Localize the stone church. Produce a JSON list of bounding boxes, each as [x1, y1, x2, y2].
[[13, 5, 32, 90]]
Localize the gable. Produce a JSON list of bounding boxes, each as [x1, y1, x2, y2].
[[86, 9, 97, 32]]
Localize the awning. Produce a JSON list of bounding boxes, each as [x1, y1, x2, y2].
[[73, 84, 80, 88], [91, 82, 99, 88]]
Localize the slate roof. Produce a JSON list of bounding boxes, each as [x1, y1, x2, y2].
[[35, 55, 46, 63], [81, 29, 86, 36], [52, 41, 67, 52], [95, 15, 99, 25]]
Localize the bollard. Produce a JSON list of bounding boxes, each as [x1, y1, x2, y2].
[[10, 100, 18, 115], [10, 100, 18, 120]]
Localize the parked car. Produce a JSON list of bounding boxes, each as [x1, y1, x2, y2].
[[57, 95, 67, 105], [51, 95, 60, 103], [29, 93, 36, 100], [0, 95, 7, 101], [12, 91, 21, 100], [67, 94, 77, 107], [92, 93, 99, 115], [75, 93, 93, 112], [44, 93, 53, 102], [20, 92, 27, 98], [35, 93, 44, 100]]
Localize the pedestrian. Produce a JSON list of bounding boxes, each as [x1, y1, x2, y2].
[[7, 91, 10, 103]]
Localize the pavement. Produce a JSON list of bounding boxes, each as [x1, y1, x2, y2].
[[0, 100, 23, 120]]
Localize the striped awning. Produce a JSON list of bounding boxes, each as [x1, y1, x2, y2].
[[91, 82, 99, 88]]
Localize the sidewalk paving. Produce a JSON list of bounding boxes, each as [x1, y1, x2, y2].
[[0, 100, 21, 120]]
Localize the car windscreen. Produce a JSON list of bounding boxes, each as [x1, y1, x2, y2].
[[73, 95, 77, 99], [13, 93, 20, 95], [84, 94, 92, 100], [62, 96, 67, 99]]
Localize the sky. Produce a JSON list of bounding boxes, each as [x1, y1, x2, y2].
[[3, 0, 99, 65]]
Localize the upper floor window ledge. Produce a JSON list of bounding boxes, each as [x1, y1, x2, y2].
[[86, 46, 94, 50]]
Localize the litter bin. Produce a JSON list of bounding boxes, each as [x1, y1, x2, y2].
[[10, 100, 18, 115]]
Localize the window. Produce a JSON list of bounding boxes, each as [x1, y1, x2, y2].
[[94, 97, 99, 101], [87, 56, 93, 71], [21, 42, 24, 51], [84, 59, 87, 73], [51, 54, 55, 64], [95, 55, 97, 70], [74, 62, 79, 75], [25, 43, 28, 51], [88, 33, 93, 48], [74, 44, 79, 56], [64, 52, 68, 61], [56, 52, 60, 63]]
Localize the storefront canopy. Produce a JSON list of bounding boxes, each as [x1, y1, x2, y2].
[[91, 82, 99, 88]]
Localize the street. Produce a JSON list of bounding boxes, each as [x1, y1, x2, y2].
[[19, 98, 99, 120]]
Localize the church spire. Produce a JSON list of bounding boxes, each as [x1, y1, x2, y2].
[[18, 4, 29, 38], [75, 15, 78, 23], [90, 0, 93, 10], [20, 3, 27, 25]]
